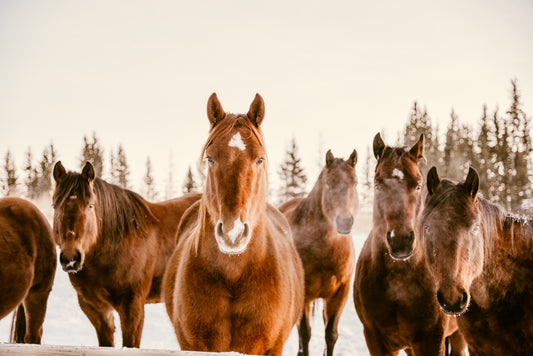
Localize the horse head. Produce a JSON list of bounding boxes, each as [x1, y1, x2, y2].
[[202, 93, 268, 255], [52, 161, 98, 273], [373, 133, 425, 260], [422, 166, 483, 315], [321, 149, 359, 235]]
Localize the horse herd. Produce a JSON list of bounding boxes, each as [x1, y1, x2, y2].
[[1, 93, 532, 355]]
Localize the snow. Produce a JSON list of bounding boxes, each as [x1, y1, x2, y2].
[[0, 231, 404, 355]]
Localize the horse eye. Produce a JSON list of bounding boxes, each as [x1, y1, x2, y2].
[[206, 156, 215, 166], [256, 157, 264, 165], [88, 204, 94, 209], [472, 224, 480, 233], [416, 184, 422, 191]]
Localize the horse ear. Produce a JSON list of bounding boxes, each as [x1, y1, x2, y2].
[[53, 161, 67, 183], [247, 93, 265, 127], [373, 133, 385, 160], [464, 166, 479, 198], [325, 149, 334, 167], [427, 166, 440, 195], [347, 149, 358, 167], [207, 93, 225, 127], [409, 133, 425, 163], [81, 162, 95, 183]]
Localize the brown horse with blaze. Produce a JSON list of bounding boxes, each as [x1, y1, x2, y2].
[[163, 93, 304, 356], [0, 197, 56, 344], [279, 149, 358, 356], [422, 166, 533, 355], [353, 133, 465, 355], [52, 162, 200, 347]]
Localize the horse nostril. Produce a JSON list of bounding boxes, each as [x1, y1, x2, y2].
[[74, 250, 82, 263], [409, 230, 414, 242], [59, 251, 69, 265], [216, 221, 224, 237], [243, 222, 249, 237], [460, 290, 469, 309]]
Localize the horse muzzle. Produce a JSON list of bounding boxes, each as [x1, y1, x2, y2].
[[336, 215, 354, 235], [386, 230, 415, 260], [59, 250, 84, 273], [437, 288, 470, 316], [215, 219, 251, 255]]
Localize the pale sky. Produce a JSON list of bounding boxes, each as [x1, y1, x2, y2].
[[1, 0, 532, 198]]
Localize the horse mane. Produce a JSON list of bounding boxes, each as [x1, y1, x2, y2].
[[192, 113, 267, 254], [54, 172, 156, 243]]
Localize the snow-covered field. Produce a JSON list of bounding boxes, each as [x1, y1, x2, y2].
[[0, 231, 387, 355]]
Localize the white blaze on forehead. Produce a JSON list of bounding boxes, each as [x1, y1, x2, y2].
[[227, 218, 245, 243], [228, 132, 246, 151], [69, 195, 77, 200], [392, 168, 404, 180]]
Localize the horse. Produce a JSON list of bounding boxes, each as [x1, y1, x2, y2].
[[162, 93, 304, 356], [52, 161, 201, 347], [353, 133, 465, 355], [0, 197, 56, 344], [278, 149, 358, 356], [422, 166, 533, 355]]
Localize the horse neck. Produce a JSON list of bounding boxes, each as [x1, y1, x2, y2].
[[481, 198, 533, 264], [300, 172, 328, 221]]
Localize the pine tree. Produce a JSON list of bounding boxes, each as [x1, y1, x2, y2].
[[37, 143, 57, 198], [24, 148, 39, 199], [505, 79, 532, 212], [112, 145, 129, 189], [2, 150, 18, 196], [182, 165, 198, 194], [442, 109, 459, 178], [165, 151, 176, 200], [475, 104, 494, 197], [80, 132, 104, 177], [402, 101, 440, 171], [278, 137, 307, 204], [360, 146, 374, 212], [143, 156, 158, 201]]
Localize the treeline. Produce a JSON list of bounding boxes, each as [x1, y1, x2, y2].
[[1, 80, 531, 214]]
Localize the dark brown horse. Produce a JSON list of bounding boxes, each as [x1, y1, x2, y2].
[[52, 162, 200, 347], [353, 133, 465, 355], [422, 166, 533, 355], [162, 93, 304, 355], [279, 149, 358, 356], [0, 197, 56, 343]]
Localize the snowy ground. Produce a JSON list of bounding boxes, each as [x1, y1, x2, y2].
[[0, 230, 396, 355]]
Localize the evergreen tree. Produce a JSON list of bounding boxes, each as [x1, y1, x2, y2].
[[442, 109, 459, 178], [505, 79, 532, 212], [182, 165, 198, 194], [360, 146, 374, 212], [37, 143, 57, 198], [24, 148, 39, 199], [80, 132, 104, 177], [475, 104, 494, 196], [165, 151, 176, 200], [402, 101, 440, 170], [2, 150, 18, 196], [278, 137, 307, 203], [113, 145, 129, 189], [143, 156, 158, 201]]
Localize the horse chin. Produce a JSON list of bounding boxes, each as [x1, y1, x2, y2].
[[216, 240, 249, 255], [439, 303, 468, 317], [62, 263, 84, 274], [388, 250, 414, 261], [336, 227, 352, 235]]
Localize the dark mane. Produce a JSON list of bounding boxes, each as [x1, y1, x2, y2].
[[54, 172, 156, 243]]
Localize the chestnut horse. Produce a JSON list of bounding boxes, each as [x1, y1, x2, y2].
[[353, 133, 465, 355], [163, 93, 304, 355], [0, 197, 56, 344], [422, 166, 533, 354], [52, 161, 200, 347], [279, 149, 358, 356]]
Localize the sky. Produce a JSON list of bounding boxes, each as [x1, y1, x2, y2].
[[1, 0, 532, 199]]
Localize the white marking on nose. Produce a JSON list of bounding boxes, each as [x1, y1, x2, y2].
[[390, 230, 396, 238], [227, 218, 244, 243], [66, 260, 77, 268], [228, 132, 246, 151], [392, 169, 404, 180]]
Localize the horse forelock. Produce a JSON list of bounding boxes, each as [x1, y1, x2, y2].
[[375, 146, 421, 189], [54, 172, 155, 243]]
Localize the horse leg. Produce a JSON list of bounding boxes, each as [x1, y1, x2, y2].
[[362, 326, 399, 356], [323, 284, 350, 356], [78, 296, 115, 347], [447, 330, 467, 356], [116, 293, 145, 348], [297, 302, 312, 356], [410, 328, 446, 356], [20, 282, 54, 343]]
